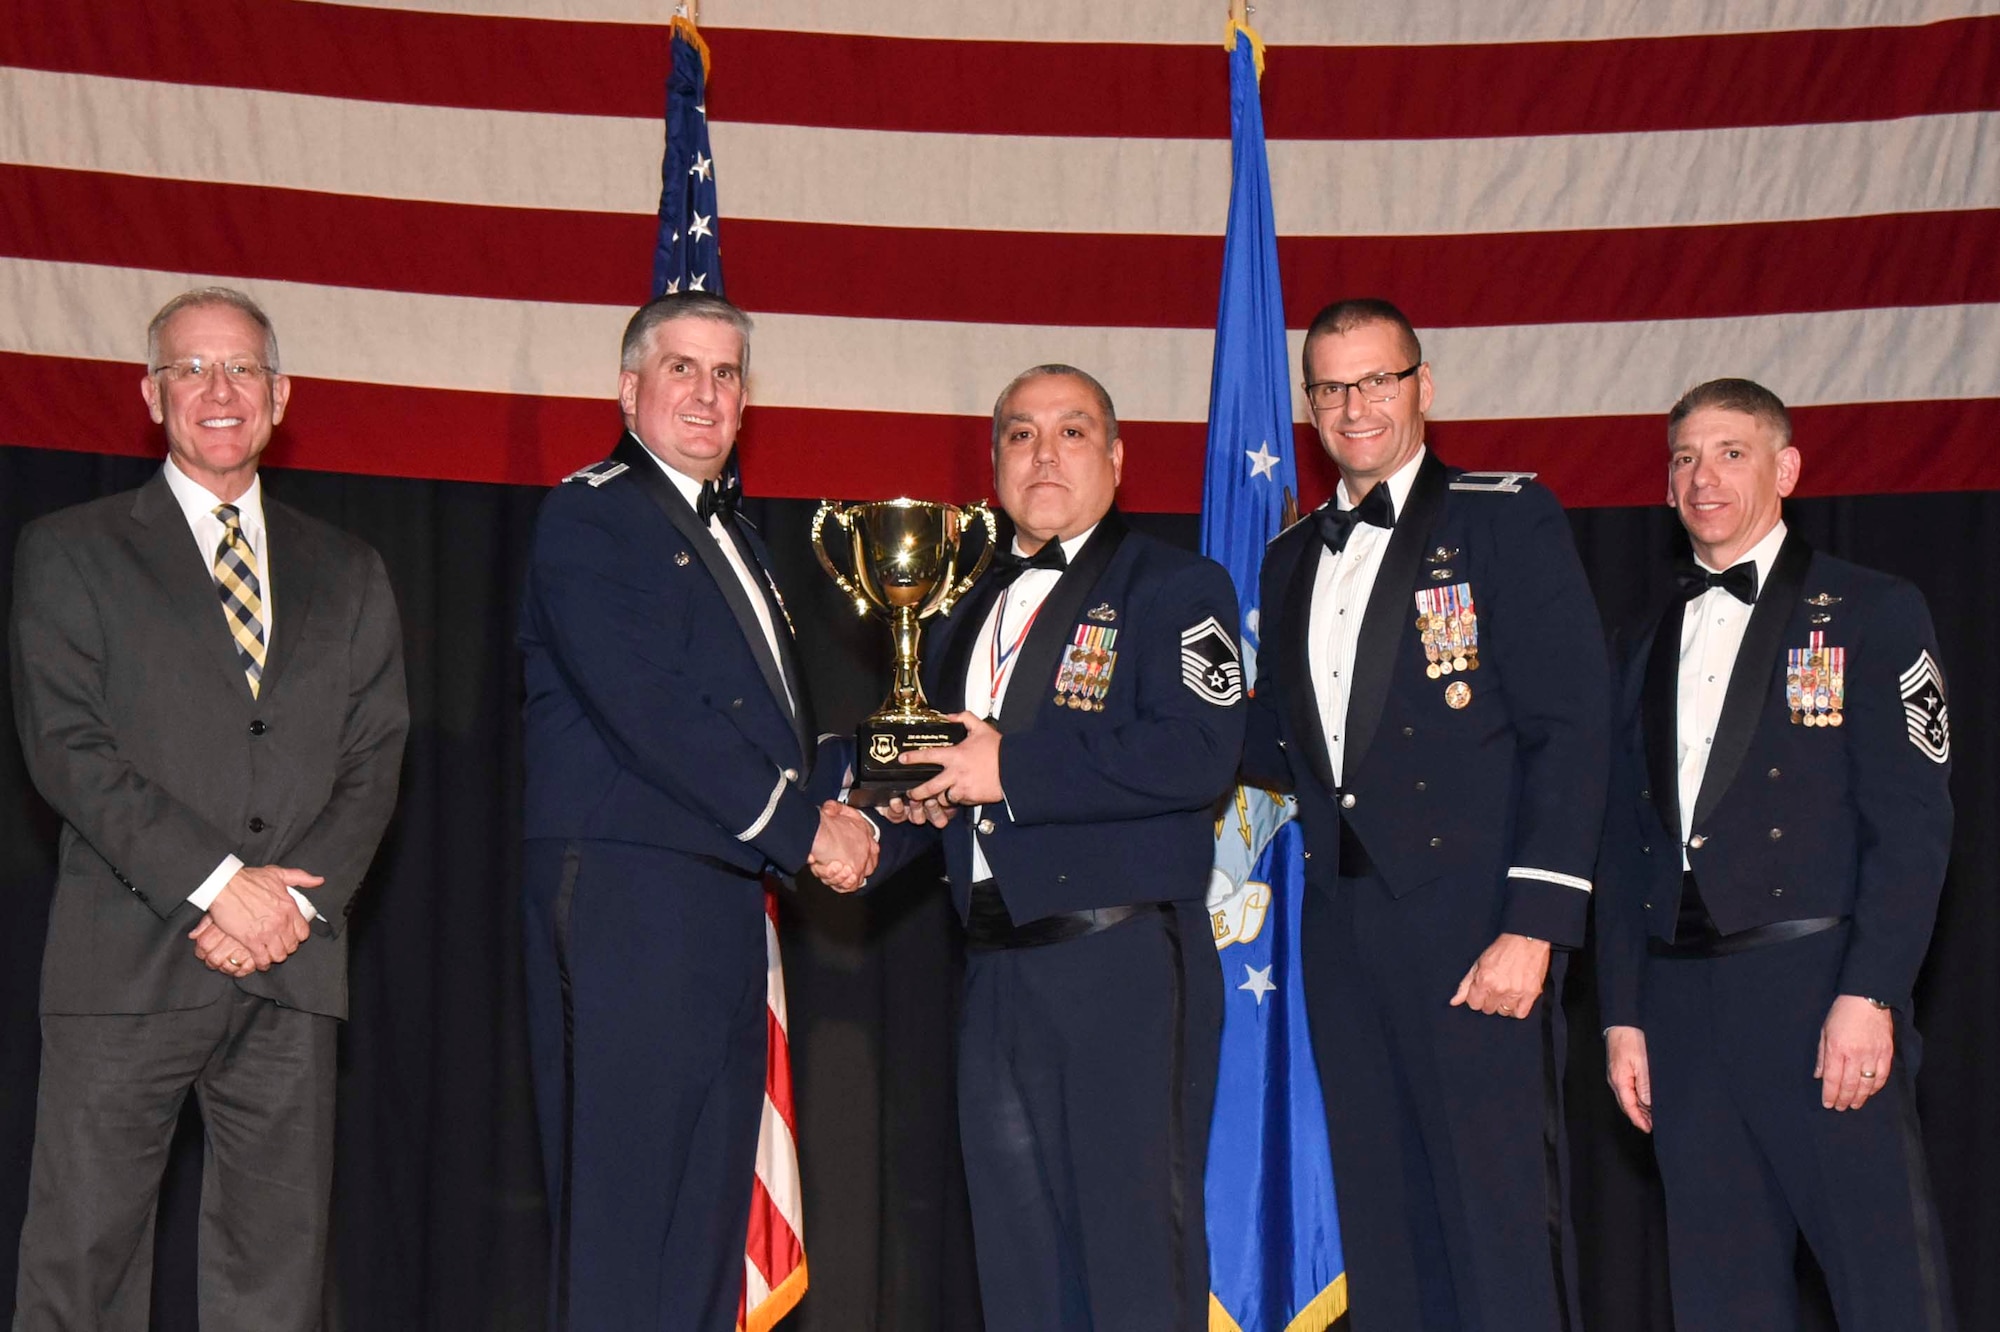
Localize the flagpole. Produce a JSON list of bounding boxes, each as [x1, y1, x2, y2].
[[1228, 0, 1247, 24]]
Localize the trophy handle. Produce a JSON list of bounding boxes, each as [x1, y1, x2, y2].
[[934, 501, 999, 614], [810, 501, 871, 615]]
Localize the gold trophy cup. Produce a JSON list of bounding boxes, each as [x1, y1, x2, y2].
[[811, 498, 998, 804]]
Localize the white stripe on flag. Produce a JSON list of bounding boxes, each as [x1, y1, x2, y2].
[[6, 259, 1998, 425], [6, 68, 1996, 237], [742, 1256, 772, 1307], [757, 1093, 805, 1235], [306, 0, 2000, 46]]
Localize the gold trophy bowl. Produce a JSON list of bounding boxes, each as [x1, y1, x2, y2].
[[811, 498, 998, 804]]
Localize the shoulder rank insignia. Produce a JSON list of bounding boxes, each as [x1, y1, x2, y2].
[[1787, 630, 1845, 727], [1449, 470, 1537, 494], [562, 460, 629, 488], [1087, 602, 1117, 623], [1055, 624, 1118, 711], [1180, 616, 1243, 707], [1899, 650, 1950, 763]]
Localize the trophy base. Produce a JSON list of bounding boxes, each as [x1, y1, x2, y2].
[[849, 716, 966, 806]]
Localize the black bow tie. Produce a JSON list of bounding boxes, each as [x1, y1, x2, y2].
[[1316, 483, 1396, 555], [1676, 560, 1758, 605], [991, 541, 1068, 586], [696, 472, 741, 524]]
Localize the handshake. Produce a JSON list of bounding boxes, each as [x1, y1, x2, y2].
[[804, 714, 993, 894]]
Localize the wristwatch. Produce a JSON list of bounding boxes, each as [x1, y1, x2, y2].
[[1865, 997, 1892, 1011]]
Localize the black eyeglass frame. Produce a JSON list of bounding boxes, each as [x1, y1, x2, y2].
[[1303, 363, 1421, 411]]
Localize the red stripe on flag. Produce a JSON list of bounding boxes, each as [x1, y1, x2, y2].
[[5, 3, 1994, 136], [8, 354, 1999, 509], [742, 1176, 800, 1286], [7, 167, 1997, 331], [764, 1005, 796, 1138]]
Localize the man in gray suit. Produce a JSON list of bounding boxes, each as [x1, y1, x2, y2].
[[8, 288, 408, 1331]]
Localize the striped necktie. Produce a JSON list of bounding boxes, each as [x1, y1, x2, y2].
[[212, 503, 267, 698]]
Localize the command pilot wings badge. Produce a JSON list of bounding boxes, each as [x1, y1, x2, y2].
[[1181, 616, 1244, 707], [1899, 650, 1951, 763]]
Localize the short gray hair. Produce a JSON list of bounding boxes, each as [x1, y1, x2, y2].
[[620, 292, 753, 375], [1667, 377, 1793, 448], [990, 364, 1121, 456], [1301, 297, 1422, 382], [146, 287, 281, 373]]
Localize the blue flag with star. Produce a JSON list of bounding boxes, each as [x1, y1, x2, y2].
[[653, 15, 722, 298], [1202, 22, 1347, 1332]]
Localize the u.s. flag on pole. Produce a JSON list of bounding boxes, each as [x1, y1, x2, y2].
[[744, 890, 807, 1331], [649, 15, 807, 1329], [1202, 21, 1345, 1332]]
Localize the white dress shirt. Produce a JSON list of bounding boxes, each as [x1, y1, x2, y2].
[[646, 451, 795, 717], [1676, 520, 1788, 866], [1308, 447, 1428, 785], [162, 460, 316, 922], [962, 525, 1097, 881]]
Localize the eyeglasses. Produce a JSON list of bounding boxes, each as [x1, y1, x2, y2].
[[151, 357, 273, 385], [1304, 364, 1420, 411]]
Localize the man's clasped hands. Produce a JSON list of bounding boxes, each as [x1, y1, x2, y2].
[[186, 864, 320, 978]]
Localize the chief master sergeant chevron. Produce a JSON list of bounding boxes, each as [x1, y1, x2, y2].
[[1241, 298, 1608, 1332], [516, 292, 876, 1331], [1596, 378, 1956, 1331]]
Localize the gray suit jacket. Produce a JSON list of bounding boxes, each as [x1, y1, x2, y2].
[[9, 469, 408, 1020]]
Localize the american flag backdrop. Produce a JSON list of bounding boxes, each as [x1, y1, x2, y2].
[[2, 1, 1997, 513]]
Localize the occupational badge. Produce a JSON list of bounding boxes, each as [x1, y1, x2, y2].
[[1054, 623, 1118, 711], [1087, 602, 1118, 623], [1414, 583, 1480, 679], [1180, 615, 1244, 707], [1786, 630, 1845, 727], [1899, 649, 1950, 763]]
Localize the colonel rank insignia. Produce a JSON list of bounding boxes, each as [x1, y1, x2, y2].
[[1180, 616, 1244, 707], [1414, 583, 1480, 679], [1899, 649, 1951, 763], [1787, 630, 1845, 727], [1055, 624, 1118, 711]]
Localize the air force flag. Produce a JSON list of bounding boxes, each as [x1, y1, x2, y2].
[[1201, 20, 1348, 1332]]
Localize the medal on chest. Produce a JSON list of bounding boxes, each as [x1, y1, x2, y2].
[[1415, 582, 1480, 705], [1787, 630, 1845, 726], [1054, 623, 1118, 711]]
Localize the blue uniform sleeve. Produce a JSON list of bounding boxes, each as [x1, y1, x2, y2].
[[1482, 486, 1612, 948], [526, 496, 820, 873], [1836, 581, 1953, 1011], [1593, 630, 1652, 1030], [1001, 559, 1247, 825]]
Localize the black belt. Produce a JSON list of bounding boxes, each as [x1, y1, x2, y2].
[[1649, 915, 1847, 959], [964, 878, 1149, 951]]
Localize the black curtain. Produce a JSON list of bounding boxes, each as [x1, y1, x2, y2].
[[3, 445, 1994, 1330]]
